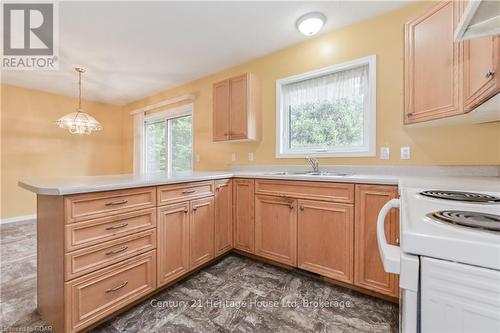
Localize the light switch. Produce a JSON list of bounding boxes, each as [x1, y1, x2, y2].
[[231, 153, 236, 162], [380, 147, 390, 160], [195, 154, 200, 163], [400, 146, 411, 160], [248, 152, 254, 161]]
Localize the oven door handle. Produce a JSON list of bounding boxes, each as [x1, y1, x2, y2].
[[377, 198, 401, 274]]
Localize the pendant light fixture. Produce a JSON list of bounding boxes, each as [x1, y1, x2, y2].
[[56, 67, 103, 134]]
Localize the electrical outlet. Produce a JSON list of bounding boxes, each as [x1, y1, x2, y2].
[[400, 146, 411, 160], [380, 147, 390, 160], [248, 152, 254, 161], [231, 153, 236, 162]]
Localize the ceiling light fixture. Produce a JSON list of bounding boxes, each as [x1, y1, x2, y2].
[[56, 67, 103, 135], [296, 12, 326, 36]]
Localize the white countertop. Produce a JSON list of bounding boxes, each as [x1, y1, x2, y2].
[[18, 170, 500, 195]]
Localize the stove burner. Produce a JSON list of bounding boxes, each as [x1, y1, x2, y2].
[[430, 210, 500, 232], [420, 190, 500, 203]]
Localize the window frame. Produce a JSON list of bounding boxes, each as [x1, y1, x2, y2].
[[275, 55, 376, 158], [143, 103, 194, 173]]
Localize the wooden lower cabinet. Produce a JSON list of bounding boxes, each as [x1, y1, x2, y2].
[[233, 179, 255, 253], [354, 184, 399, 298], [254, 195, 297, 266], [189, 197, 215, 269], [297, 200, 354, 283], [214, 179, 233, 256], [157, 202, 189, 287]]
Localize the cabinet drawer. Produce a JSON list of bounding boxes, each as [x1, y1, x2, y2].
[[64, 229, 156, 280], [65, 251, 156, 333], [157, 181, 214, 206], [255, 179, 354, 203], [65, 208, 156, 251], [64, 187, 156, 223]]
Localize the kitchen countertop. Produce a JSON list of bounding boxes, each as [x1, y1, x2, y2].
[[18, 170, 500, 195]]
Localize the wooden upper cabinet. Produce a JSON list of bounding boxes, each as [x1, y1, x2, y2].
[[213, 80, 230, 141], [463, 36, 500, 111], [212, 73, 260, 141], [233, 179, 255, 253], [189, 197, 215, 269], [255, 195, 297, 266], [214, 179, 233, 256], [297, 200, 354, 283], [157, 202, 189, 287], [405, 1, 463, 124], [354, 185, 399, 298]]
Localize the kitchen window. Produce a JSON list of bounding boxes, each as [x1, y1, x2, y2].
[[144, 104, 193, 173], [276, 55, 376, 158]]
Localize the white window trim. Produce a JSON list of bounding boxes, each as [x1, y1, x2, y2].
[[275, 54, 376, 158], [143, 103, 194, 173]]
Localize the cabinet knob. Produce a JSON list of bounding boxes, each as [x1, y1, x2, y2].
[[183, 208, 188, 213], [299, 205, 304, 211], [486, 71, 495, 79], [289, 203, 294, 209], [406, 112, 414, 117]]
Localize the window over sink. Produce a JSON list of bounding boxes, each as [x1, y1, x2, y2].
[[276, 55, 376, 158]]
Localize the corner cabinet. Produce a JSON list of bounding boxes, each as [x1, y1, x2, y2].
[[212, 73, 260, 141], [354, 184, 399, 298], [214, 179, 233, 256], [232, 178, 255, 253], [404, 0, 499, 124]]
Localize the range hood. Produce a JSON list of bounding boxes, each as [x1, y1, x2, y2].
[[455, 0, 500, 41]]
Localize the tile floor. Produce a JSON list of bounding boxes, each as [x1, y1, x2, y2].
[[1, 220, 398, 332]]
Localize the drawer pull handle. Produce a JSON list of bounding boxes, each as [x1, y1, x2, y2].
[[486, 71, 495, 78], [182, 189, 196, 194], [105, 246, 128, 256], [105, 222, 129, 230], [105, 281, 128, 293], [105, 199, 129, 206]]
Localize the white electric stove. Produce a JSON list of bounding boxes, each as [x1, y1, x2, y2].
[[377, 184, 500, 333]]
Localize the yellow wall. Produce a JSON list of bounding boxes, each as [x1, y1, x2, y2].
[[123, 1, 500, 172], [1, 84, 124, 219]]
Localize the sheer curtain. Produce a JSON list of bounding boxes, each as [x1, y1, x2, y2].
[[282, 65, 369, 107], [133, 111, 145, 174]]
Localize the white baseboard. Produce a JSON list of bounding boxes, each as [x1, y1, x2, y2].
[[0, 214, 36, 225]]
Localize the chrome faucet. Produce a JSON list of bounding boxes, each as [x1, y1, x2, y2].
[[305, 157, 319, 173]]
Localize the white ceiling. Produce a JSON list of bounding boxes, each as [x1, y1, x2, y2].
[[1, 1, 412, 105]]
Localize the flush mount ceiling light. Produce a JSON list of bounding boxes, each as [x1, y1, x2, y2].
[[296, 12, 326, 36], [56, 67, 103, 135]]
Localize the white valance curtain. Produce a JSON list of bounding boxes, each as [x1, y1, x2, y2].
[[132, 111, 145, 174], [282, 65, 369, 107]]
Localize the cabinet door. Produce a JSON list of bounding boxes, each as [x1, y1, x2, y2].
[[229, 74, 248, 140], [354, 185, 399, 298], [213, 79, 230, 141], [404, 1, 462, 123], [255, 195, 297, 266], [233, 179, 255, 253], [189, 197, 215, 269], [214, 179, 233, 256], [157, 202, 189, 287], [297, 200, 354, 283], [464, 36, 500, 111]]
